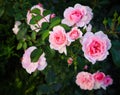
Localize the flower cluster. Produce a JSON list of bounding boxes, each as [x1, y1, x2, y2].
[[13, 3, 113, 91], [76, 71, 113, 90]]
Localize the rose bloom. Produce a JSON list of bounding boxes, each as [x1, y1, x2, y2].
[[81, 31, 111, 64], [101, 75, 113, 90], [27, 4, 51, 32], [67, 27, 82, 43], [62, 3, 93, 27], [93, 71, 105, 89], [12, 21, 21, 35], [76, 71, 95, 90], [49, 25, 68, 55], [22, 46, 47, 74]]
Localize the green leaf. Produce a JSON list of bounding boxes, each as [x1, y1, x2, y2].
[[31, 31, 37, 40], [0, 6, 4, 17], [23, 42, 27, 50], [30, 15, 42, 24], [16, 24, 27, 40], [41, 22, 49, 30], [41, 30, 50, 41], [110, 40, 120, 67], [43, 10, 51, 16], [30, 48, 43, 62], [49, 17, 61, 29], [118, 16, 120, 25], [60, 24, 71, 31], [103, 18, 108, 26], [42, 45, 55, 59], [30, 8, 41, 15], [16, 42, 22, 50]]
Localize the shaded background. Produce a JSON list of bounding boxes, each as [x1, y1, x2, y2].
[[0, 0, 120, 95]]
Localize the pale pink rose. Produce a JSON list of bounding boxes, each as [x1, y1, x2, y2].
[[76, 71, 95, 90], [67, 27, 82, 43], [12, 21, 21, 35], [67, 57, 73, 65], [37, 53, 47, 70], [22, 46, 47, 74], [101, 75, 113, 90], [26, 4, 50, 32], [49, 25, 68, 55], [93, 71, 105, 89], [81, 31, 111, 64], [62, 3, 93, 27]]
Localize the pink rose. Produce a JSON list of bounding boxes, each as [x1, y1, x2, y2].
[[22, 46, 47, 74], [62, 3, 93, 27], [81, 31, 111, 64], [12, 21, 21, 35], [67, 27, 82, 43], [93, 71, 105, 89], [76, 71, 95, 90], [101, 75, 113, 90], [49, 25, 68, 55], [26, 4, 50, 32]]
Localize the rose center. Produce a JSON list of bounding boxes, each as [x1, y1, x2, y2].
[[70, 30, 79, 39], [70, 10, 83, 23], [89, 40, 102, 55], [54, 31, 66, 45]]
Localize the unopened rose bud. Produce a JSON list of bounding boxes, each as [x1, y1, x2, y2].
[[12, 21, 21, 35], [84, 65, 88, 70], [67, 57, 73, 65], [38, 3, 43, 7], [50, 13, 56, 19]]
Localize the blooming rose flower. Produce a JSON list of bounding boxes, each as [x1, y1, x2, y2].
[[12, 21, 21, 35], [27, 4, 50, 32], [93, 71, 105, 89], [67, 27, 82, 43], [101, 75, 113, 90], [62, 3, 93, 27], [81, 31, 111, 64], [22, 46, 47, 74], [49, 25, 68, 55], [76, 71, 95, 90]]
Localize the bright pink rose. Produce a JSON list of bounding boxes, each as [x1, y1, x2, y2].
[[67, 27, 82, 43], [81, 31, 111, 64], [26, 4, 50, 32], [76, 71, 95, 90], [62, 4, 93, 27], [93, 71, 105, 89], [49, 25, 68, 55], [101, 75, 113, 90], [22, 46, 47, 74]]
